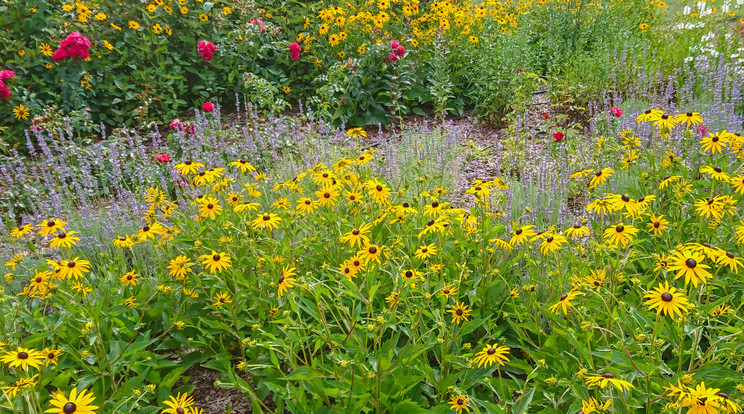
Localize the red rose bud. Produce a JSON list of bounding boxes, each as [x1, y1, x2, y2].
[[552, 131, 564, 143], [156, 154, 171, 163], [201, 102, 215, 112], [542, 113, 549, 119]]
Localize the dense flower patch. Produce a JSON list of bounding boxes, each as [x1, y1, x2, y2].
[[2, 107, 743, 412]]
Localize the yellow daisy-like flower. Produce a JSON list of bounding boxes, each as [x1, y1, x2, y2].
[[1, 347, 44, 371], [700, 132, 729, 154], [603, 222, 638, 247], [58, 258, 91, 280], [667, 249, 711, 287], [585, 373, 634, 392], [200, 251, 232, 273], [174, 161, 204, 175], [13, 104, 31, 120], [647, 214, 669, 235], [49, 230, 80, 249], [340, 223, 372, 248], [539, 233, 567, 255], [448, 394, 471, 414], [45, 388, 99, 414], [643, 281, 690, 319], [162, 392, 194, 414], [120, 270, 140, 287], [548, 290, 582, 314], [251, 213, 282, 230], [212, 292, 232, 307], [448, 301, 471, 324], [278, 266, 296, 297], [472, 344, 510, 368], [414, 244, 437, 260]]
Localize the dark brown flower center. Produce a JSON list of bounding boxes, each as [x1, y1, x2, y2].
[[324, 192, 331, 198], [621, 195, 630, 202], [322, 173, 328, 178], [278, 276, 285, 284], [18, 352, 28, 359], [726, 252, 734, 258], [654, 222, 660, 228], [515, 228, 523, 235], [712, 136, 719, 142], [431, 202, 439, 208], [661, 292, 673, 302], [713, 167, 721, 173], [376, 185, 383, 191], [368, 246, 377, 254], [263, 215, 270, 221], [402, 203, 409, 208], [487, 347, 496, 355], [48, 352, 55, 359], [305, 200, 311, 205], [546, 236, 554, 243], [405, 271, 413, 278], [35, 277, 42, 283], [207, 203, 214, 209], [63, 403, 77, 414], [560, 294, 567, 301], [685, 258, 697, 268], [353, 260, 360, 266], [352, 229, 360, 235], [686, 112, 692, 117], [443, 289, 450, 294], [427, 220, 435, 226], [475, 186, 482, 191], [48, 221, 56, 227], [457, 399, 464, 405], [185, 161, 192, 165], [615, 225, 624, 233], [644, 110, 651, 114], [602, 373, 614, 379], [127, 275, 133, 280], [67, 262, 76, 268], [456, 309, 463, 316], [213, 254, 221, 261]]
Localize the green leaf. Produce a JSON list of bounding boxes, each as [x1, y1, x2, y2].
[[282, 366, 324, 381]]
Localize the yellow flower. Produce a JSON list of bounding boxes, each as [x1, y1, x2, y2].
[[13, 104, 31, 120], [128, 21, 141, 30]]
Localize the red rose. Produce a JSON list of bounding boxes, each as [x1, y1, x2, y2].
[[609, 106, 623, 117], [201, 102, 215, 112], [391, 40, 400, 49], [156, 154, 171, 163], [389, 52, 398, 62], [396, 45, 405, 56], [542, 113, 549, 119], [552, 131, 564, 143], [198, 40, 217, 61], [53, 32, 90, 61], [289, 42, 302, 61], [0, 70, 15, 80]]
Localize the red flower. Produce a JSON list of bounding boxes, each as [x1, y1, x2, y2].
[[0, 70, 15, 80], [198, 40, 217, 61], [0, 82, 11, 99], [396, 45, 405, 56], [201, 102, 215, 112], [156, 154, 171, 163], [53, 32, 90, 62], [552, 131, 564, 143], [389, 52, 398, 62], [542, 113, 549, 119], [609, 106, 623, 117], [289, 42, 302, 61], [697, 124, 708, 137], [391, 40, 400, 49]]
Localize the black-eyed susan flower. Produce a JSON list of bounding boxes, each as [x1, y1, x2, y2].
[[473, 343, 510, 368], [315, 188, 339, 207], [344, 189, 364, 204], [730, 175, 744, 194], [509, 225, 536, 246], [636, 108, 663, 123], [234, 201, 261, 213], [586, 197, 613, 215], [448, 301, 471, 324], [401, 269, 418, 281], [423, 201, 446, 217], [49, 231, 80, 249], [694, 196, 726, 221], [643, 281, 690, 319], [714, 251, 742, 273], [340, 223, 372, 248], [385, 292, 400, 308], [679, 382, 722, 413], [5, 253, 25, 270], [668, 249, 711, 287], [1, 347, 44, 371], [46, 387, 99, 414], [338, 262, 357, 279], [653, 113, 678, 131], [345, 127, 366, 138], [10, 224, 34, 238], [583, 269, 606, 290], [296, 197, 317, 214], [162, 392, 194, 414], [366, 180, 391, 204], [589, 168, 615, 189], [42, 348, 62, 366], [198, 197, 222, 219], [37, 219, 67, 235], [414, 244, 437, 259], [548, 290, 582, 314], [277, 266, 296, 297], [448, 394, 471, 414], [174, 161, 204, 175], [58, 258, 91, 280], [539, 233, 567, 255], [440, 284, 457, 298], [603, 222, 638, 247], [167, 255, 193, 281], [360, 243, 383, 263], [212, 292, 232, 307], [675, 111, 703, 127], [647, 214, 669, 235], [700, 132, 729, 154], [585, 373, 634, 392], [710, 304, 731, 317], [29, 270, 52, 293], [200, 251, 232, 273], [252, 213, 281, 230], [137, 222, 168, 241], [113, 235, 135, 248], [230, 160, 256, 173], [564, 225, 590, 239], [119, 270, 139, 287]]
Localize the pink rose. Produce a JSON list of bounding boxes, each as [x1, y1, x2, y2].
[[197, 40, 217, 61], [201, 102, 215, 112], [156, 154, 171, 163], [389, 52, 398, 62], [169, 119, 182, 129], [391, 40, 400, 49], [396, 45, 405, 56], [609, 106, 623, 117], [0, 70, 15, 80], [289, 42, 302, 61]]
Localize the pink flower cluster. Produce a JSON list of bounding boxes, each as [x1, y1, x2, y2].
[[198, 40, 217, 61], [52, 32, 91, 62], [609, 106, 623, 117], [250, 19, 266, 33], [0, 70, 15, 99], [289, 42, 302, 61], [385, 40, 406, 62], [169, 118, 194, 135]]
